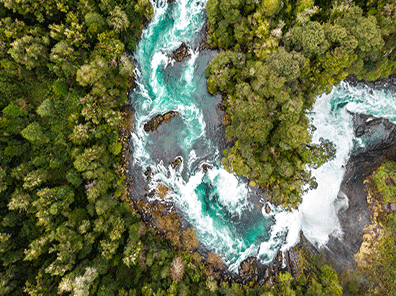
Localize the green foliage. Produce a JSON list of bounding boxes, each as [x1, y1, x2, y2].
[[266, 47, 306, 82], [85, 12, 106, 29], [258, 0, 282, 17], [49, 40, 79, 77], [290, 21, 329, 58], [335, 6, 384, 59], [372, 161, 396, 204], [206, 0, 394, 208], [0, 0, 182, 295], [36, 99, 54, 117], [21, 122, 49, 145], [107, 6, 130, 33], [0, 0, 392, 294], [8, 35, 49, 70]]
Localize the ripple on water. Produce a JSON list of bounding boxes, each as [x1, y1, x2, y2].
[[130, 0, 396, 272]]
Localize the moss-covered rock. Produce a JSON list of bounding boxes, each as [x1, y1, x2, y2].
[[144, 111, 179, 132]]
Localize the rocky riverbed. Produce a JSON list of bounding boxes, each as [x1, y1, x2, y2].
[[126, 11, 396, 280], [237, 75, 396, 281], [317, 76, 396, 272]]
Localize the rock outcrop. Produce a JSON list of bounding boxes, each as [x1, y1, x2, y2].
[[238, 234, 307, 286], [171, 42, 191, 62], [171, 157, 182, 168], [319, 112, 396, 271], [144, 111, 179, 132]]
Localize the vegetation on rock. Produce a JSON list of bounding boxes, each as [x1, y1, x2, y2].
[[0, 0, 394, 294], [344, 160, 396, 295]]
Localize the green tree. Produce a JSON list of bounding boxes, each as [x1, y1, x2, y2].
[[49, 40, 79, 77], [335, 6, 384, 59], [290, 21, 329, 58], [8, 35, 49, 70], [21, 122, 49, 145], [107, 6, 130, 33]]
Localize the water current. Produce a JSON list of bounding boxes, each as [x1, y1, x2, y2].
[[130, 0, 396, 272]]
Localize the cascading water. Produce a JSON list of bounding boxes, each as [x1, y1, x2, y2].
[[130, 0, 396, 272], [131, 0, 286, 271], [300, 81, 396, 247]]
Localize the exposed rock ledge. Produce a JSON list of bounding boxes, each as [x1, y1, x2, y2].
[[144, 111, 179, 132], [318, 112, 396, 272], [168, 24, 211, 65], [170, 42, 191, 63], [238, 234, 305, 285]]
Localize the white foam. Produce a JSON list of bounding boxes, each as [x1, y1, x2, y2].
[[130, 0, 396, 273], [206, 168, 252, 216], [298, 89, 355, 246], [288, 82, 396, 249]]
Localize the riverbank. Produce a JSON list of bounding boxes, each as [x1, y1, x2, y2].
[[123, 1, 396, 291]]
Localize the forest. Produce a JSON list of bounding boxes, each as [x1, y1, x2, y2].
[[206, 0, 396, 208], [0, 0, 395, 295]]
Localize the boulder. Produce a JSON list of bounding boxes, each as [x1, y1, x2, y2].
[[144, 111, 179, 132], [171, 157, 182, 169], [171, 42, 191, 62], [238, 257, 258, 284]]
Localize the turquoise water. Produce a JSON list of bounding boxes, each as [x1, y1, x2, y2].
[[131, 0, 278, 271], [300, 82, 396, 247], [131, 0, 396, 271]]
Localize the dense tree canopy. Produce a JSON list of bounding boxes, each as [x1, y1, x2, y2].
[[1, 0, 395, 294], [206, 0, 396, 208]]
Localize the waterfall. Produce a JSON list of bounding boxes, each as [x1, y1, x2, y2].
[[130, 0, 396, 272]]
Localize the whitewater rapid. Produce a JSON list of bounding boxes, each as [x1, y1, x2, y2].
[[130, 0, 396, 272]]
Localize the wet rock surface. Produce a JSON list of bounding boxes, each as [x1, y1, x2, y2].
[[171, 42, 191, 62], [345, 73, 396, 92], [202, 163, 212, 173], [383, 201, 396, 213], [144, 111, 179, 132], [238, 257, 258, 284], [319, 111, 396, 272], [171, 157, 182, 169], [238, 234, 306, 285], [167, 24, 211, 67]]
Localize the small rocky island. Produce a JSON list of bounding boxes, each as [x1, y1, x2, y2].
[[128, 72, 396, 286], [144, 111, 179, 132]]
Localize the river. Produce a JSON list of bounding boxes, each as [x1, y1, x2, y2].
[[130, 0, 396, 272]]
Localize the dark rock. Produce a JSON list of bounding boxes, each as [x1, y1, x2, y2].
[[217, 103, 226, 111], [171, 42, 191, 63], [202, 164, 212, 173], [265, 203, 271, 214], [144, 111, 179, 132], [355, 125, 366, 137], [286, 248, 301, 280], [171, 157, 182, 169], [345, 73, 396, 92], [318, 111, 396, 272], [239, 237, 303, 286], [385, 177, 395, 186], [383, 202, 396, 213], [275, 250, 283, 264], [238, 257, 258, 284], [262, 268, 270, 283], [198, 22, 211, 52], [352, 113, 393, 139], [144, 167, 151, 176]]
